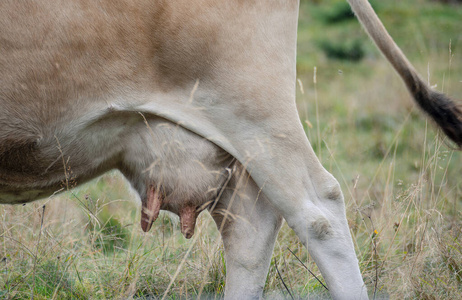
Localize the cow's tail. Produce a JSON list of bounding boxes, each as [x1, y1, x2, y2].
[[347, 0, 462, 148]]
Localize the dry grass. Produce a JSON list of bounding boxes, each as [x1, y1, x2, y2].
[[291, 45, 462, 298], [0, 176, 229, 299]]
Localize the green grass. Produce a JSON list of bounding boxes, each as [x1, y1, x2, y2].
[[1, 0, 462, 299]]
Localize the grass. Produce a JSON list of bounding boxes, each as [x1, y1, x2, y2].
[[1, 0, 462, 299]]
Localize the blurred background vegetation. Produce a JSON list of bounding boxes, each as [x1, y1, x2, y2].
[[1, 0, 461, 299]]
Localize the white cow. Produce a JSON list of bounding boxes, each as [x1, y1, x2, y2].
[[0, 0, 460, 299]]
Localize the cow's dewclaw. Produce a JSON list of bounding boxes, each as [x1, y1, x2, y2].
[[140, 185, 162, 232]]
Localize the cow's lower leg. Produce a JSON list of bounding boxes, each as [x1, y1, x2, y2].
[[220, 129, 368, 299], [211, 167, 282, 300], [283, 170, 368, 300]]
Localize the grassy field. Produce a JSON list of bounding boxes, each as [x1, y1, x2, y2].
[[1, 0, 461, 299]]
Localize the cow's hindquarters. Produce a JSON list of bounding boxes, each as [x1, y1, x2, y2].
[[132, 1, 368, 297]]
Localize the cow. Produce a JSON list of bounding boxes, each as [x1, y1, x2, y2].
[[1, 0, 461, 299]]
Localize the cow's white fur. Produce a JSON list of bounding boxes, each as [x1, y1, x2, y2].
[[1, 0, 459, 299]]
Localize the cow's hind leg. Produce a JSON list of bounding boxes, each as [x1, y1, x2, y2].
[[211, 165, 283, 300], [285, 168, 369, 300], [204, 110, 369, 299]]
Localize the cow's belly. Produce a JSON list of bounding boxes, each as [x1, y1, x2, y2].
[[0, 189, 54, 204]]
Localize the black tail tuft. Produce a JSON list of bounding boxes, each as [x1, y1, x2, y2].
[[414, 86, 462, 148]]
